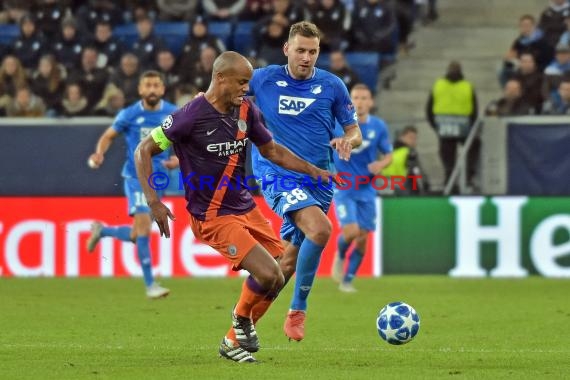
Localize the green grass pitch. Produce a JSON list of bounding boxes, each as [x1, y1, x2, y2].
[[1, 276, 569, 379]]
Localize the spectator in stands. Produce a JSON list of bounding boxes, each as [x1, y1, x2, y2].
[[32, 0, 68, 40], [94, 86, 125, 116], [156, 49, 181, 103], [6, 86, 46, 117], [131, 15, 167, 70], [201, 0, 246, 23], [485, 79, 534, 117], [123, 0, 159, 23], [178, 15, 226, 72], [508, 52, 544, 113], [240, 0, 273, 20], [306, 0, 351, 52], [351, 0, 398, 88], [60, 82, 89, 116], [10, 13, 48, 70], [52, 17, 83, 71], [67, 46, 109, 112], [538, 0, 570, 48], [426, 61, 479, 187], [156, 0, 199, 21], [351, 0, 398, 57], [251, 13, 289, 66], [75, 0, 123, 35], [0, 1, 30, 24], [557, 13, 570, 45], [329, 50, 360, 90], [0, 54, 28, 97], [30, 54, 66, 116], [187, 45, 217, 92], [394, 0, 416, 55], [269, 0, 305, 24], [542, 76, 570, 114], [89, 20, 125, 69], [382, 125, 426, 195], [504, 14, 553, 73], [543, 42, 570, 99], [108, 53, 141, 105], [174, 82, 198, 108], [0, 82, 9, 116]]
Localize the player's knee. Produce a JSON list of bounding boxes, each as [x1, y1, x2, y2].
[[273, 269, 285, 293], [309, 219, 332, 245], [343, 230, 359, 243], [280, 258, 295, 281]]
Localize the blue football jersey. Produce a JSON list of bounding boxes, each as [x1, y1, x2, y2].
[[112, 99, 178, 178], [333, 115, 393, 195], [249, 65, 357, 178]]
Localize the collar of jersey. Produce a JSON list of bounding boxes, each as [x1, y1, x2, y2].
[[138, 99, 163, 112], [283, 64, 316, 80]]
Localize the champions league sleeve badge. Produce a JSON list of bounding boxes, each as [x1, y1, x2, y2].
[[238, 119, 248, 132]]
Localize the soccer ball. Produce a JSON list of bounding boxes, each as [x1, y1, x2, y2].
[[376, 302, 420, 345]]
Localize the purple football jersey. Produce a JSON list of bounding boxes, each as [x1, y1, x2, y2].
[[162, 96, 272, 220]]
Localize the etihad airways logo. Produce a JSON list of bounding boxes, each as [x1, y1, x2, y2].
[[278, 95, 316, 115], [207, 137, 249, 157]]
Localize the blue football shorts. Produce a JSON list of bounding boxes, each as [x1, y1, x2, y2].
[[333, 190, 377, 231], [124, 177, 163, 216], [261, 175, 333, 246]]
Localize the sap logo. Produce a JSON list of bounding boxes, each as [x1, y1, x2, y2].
[[278, 95, 316, 115]]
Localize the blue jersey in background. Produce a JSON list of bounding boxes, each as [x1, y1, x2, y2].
[[333, 115, 393, 196], [112, 99, 177, 178]]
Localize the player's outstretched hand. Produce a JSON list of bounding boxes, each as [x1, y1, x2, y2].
[[330, 137, 352, 161], [311, 168, 345, 187], [87, 153, 104, 169], [149, 201, 176, 238]]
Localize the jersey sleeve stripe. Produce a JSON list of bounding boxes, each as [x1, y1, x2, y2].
[[204, 101, 250, 220]]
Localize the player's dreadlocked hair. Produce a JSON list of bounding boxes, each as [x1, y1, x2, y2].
[[288, 21, 321, 41]]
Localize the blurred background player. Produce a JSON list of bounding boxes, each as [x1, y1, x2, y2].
[[249, 21, 362, 341], [134, 52, 337, 362], [86, 71, 178, 299], [331, 83, 393, 292]]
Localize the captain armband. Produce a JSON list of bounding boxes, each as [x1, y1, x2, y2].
[[151, 126, 173, 150]]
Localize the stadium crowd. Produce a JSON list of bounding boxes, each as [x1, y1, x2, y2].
[[0, 0, 437, 118], [491, 0, 570, 116]]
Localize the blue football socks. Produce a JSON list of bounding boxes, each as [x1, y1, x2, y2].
[[290, 238, 324, 311], [101, 226, 133, 242], [136, 236, 154, 287], [344, 249, 364, 284], [337, 234, 350, 260]]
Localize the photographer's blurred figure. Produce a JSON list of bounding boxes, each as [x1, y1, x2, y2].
[[382, 126, 427, 195]]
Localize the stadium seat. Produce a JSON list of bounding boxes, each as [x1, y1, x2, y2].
[[207, 21, 232, 49], [113, 24, 138, 49], [154, 22, 189, 56], [345, 52, 381, 93], [232, 21, 255, 54], [316, 53, 331, 70], [0, 24, 19, 45]]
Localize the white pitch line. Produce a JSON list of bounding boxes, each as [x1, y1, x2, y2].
[[1, 343, 569, 354]]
